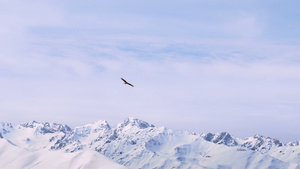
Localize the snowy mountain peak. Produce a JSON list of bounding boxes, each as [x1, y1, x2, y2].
[[19, 121, 72, 135], [74, 120, 111, 136], [118, 117, 155, 130], [241, 135, 283, 152], [244, 135, 283, 146], [286, 140, 300, 146], [91, 120, 111, 129], [0, 122, 13, 134], [42, 122, 72, 134], [1, 118, 300, 169], [20, 120, 40, 128], [201, 132, 238, 146]]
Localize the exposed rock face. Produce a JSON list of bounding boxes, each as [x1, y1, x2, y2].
[[286, 141, 300, 146], [202, 132, 238, 146], [241, 135, 283, 153], [20, 121, 72, 135], [1, 118, 299, 169], [0, 122, 13, 134]]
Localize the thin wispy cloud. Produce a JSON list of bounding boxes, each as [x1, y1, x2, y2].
[[0, 0, 300, 142]]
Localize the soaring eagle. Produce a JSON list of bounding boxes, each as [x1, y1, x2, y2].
[[121, 78, 134, 87]]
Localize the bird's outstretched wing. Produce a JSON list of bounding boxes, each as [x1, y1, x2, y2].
[[121, 78, 134, 87], [127, 83, 134, 87], [121, 78, 127, 83]]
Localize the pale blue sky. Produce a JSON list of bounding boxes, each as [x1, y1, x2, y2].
[[1, 0, 300, 142]]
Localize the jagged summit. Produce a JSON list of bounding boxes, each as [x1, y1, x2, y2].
[[20, 120, 40, 128], [90, 120, 111, 129], [74, 120, 111, 136], [42, 122, 72, 134], [120, 117, 155, 129], [92, 119, 110, 126], [286, 140, 300, 146], [0, 122, 13, 135], [19, 121, 72, 135], [241, 134, 283, 152], [1, 118, 300, 168], [201, 132, 238, 146]]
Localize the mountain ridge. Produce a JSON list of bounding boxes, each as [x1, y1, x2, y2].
[[1, 118, 297, 146], [1, 117, 300, 169]]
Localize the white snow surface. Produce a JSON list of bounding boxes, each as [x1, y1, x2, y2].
[[0, 139, 126, 169], [1, 117, 300, 169]]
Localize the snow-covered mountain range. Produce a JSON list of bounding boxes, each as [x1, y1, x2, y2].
[[1, 118, 300, 169]]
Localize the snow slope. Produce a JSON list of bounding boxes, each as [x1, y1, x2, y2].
[[0, 138, 126, 169], [1, 118, 300, 169]]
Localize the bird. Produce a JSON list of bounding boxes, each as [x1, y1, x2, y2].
[[121, 78, 134, 87]]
